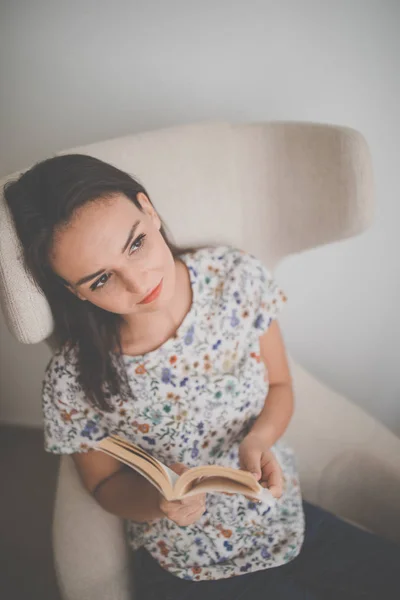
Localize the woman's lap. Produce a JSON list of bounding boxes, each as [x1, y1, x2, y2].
[[133, 501, 400, 600], [287, 502, 400, 599]]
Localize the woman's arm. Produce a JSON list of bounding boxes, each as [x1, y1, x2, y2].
[[248, 320, 294, 446], [72, 452, 206, 526], [238, 321, 293, 496], [73, 451, 165, 522]]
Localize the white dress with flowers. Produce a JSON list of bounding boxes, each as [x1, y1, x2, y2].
[[42, 246, 305, 581]]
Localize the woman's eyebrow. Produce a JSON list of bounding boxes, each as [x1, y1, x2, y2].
[[121, 220, 140, 253], [75, 220, 141, 287]]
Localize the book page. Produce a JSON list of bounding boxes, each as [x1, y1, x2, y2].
[[174, 465, 261, 498], [96, 435, 175, 500], [162, 464, 180, 487], [106, 434, 175, 485], [180, 477, 276, 507], [181, 477, 259, 498]]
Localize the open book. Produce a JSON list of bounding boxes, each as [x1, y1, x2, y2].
[[96, 434, 275, 506]]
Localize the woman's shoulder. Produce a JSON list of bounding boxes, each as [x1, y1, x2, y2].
[[45, 342, 78, 372], [188, 245, 266, 276], [188, 246, 285, 334], [43, 343, 81, 393], [42, 343, 96, 418], [186, 246, 271, 294]]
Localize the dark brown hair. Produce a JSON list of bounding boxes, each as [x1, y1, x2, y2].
[[4, 154, 189, 411]]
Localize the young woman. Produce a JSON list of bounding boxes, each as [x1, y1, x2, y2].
[[5, 154, 400, 600]]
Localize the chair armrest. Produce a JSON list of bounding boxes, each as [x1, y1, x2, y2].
[[283, 359, 400, 543], [53, 455, 134, 600]]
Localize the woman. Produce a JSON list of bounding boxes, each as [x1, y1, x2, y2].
[[5, 154, 400, 599]]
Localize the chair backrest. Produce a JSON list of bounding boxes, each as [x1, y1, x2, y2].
[[0, 120, 374, 345]]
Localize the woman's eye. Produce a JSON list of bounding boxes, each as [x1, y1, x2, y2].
[[89, 234, 146, 292], [91, 273, 110, 291], [129, 233, 146, 255]]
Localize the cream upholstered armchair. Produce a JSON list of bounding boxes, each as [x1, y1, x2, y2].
[[1, 121, 400, 600]]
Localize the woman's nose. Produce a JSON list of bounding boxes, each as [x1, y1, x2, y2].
[[122, 270, 149, 296]]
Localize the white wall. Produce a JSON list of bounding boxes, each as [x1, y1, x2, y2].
[[0, 0, 399, 433]]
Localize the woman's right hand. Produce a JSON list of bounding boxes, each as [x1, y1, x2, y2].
[[159, 463, 207, 527]]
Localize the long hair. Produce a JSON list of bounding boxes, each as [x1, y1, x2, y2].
[[4, 154, 190, 412]]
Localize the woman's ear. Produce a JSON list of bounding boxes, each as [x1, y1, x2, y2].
[[137, 192, 161, 230]]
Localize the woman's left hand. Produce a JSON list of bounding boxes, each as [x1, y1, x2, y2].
[[238, 432, 284, 499]]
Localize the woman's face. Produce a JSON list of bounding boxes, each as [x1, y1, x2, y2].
[[50, 193, 176, 316]]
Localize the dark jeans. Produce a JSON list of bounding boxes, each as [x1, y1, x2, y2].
[[133, 501, 400, 599]]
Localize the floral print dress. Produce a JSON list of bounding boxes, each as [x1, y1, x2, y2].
[[42, 246, 305, 581]]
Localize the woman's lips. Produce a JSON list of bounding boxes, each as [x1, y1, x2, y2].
[[138, 279, 163, 304]]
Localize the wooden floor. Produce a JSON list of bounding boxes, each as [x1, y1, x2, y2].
[[0, 425, 62, 600]]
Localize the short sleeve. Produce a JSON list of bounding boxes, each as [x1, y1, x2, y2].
[[42, 347, 108, 454], [225, 249, 287, 339], [247, 254, 287, 337]]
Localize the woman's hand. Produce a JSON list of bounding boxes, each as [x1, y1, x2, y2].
[[238, 433, 284, 498], [159, 463, 207, 527]]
